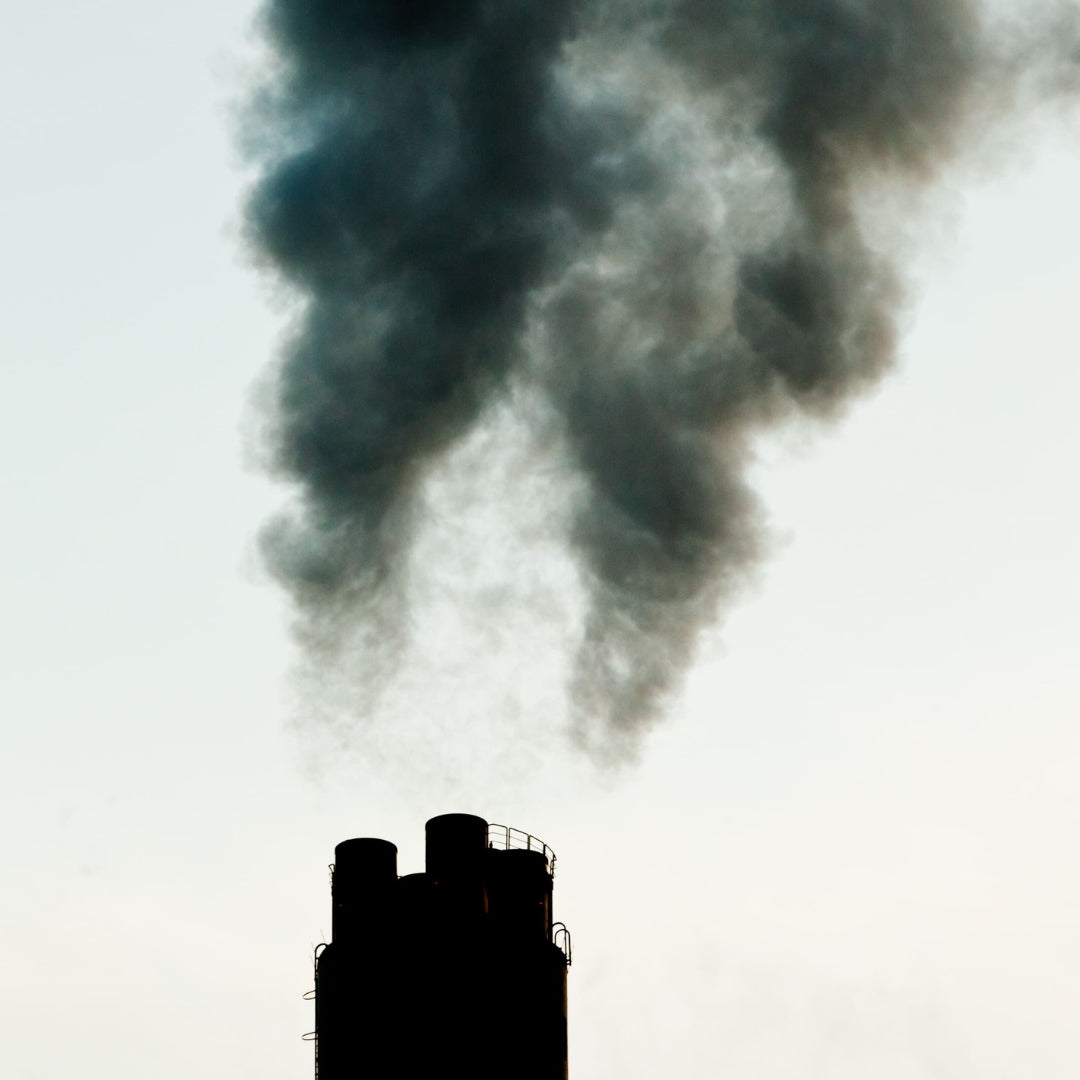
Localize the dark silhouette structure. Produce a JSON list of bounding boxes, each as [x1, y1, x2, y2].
[[311, 814, 571, 1080]]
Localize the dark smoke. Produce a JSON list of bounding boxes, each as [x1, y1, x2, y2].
[[244, 0, 1075, 755]]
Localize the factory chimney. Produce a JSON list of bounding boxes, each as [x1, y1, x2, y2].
[[311, 814, 571, 1080]]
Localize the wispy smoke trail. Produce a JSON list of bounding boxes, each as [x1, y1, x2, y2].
[[244, 0, 1075, 754]]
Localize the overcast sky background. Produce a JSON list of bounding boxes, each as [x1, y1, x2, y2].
[[2, 2, 1079, 1078]]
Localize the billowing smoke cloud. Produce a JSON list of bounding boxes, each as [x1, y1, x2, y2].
[[244, 0, 1075, 754]]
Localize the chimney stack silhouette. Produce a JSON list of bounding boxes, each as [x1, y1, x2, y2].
[[312, 814, 570, 1079]]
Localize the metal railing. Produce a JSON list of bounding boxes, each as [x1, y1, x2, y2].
[[304, 943, 327, 1078], [486, 823, 557, 878], [552, 922, 572, 967]]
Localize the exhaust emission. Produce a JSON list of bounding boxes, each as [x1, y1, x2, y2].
[[244, 2, 1080, 754]]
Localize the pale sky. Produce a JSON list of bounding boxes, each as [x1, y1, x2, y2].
[[2, 3, 1079, 1079]]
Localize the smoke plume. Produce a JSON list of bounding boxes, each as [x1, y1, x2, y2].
[[244, 0, 1076, 754]]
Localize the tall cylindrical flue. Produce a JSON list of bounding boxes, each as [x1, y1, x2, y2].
[[312, 814, 570, 1080], [425, 812, 489, 922], [330, 838, 397, 945]]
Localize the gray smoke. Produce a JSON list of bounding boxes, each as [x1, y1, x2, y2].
[[244, 0, 1075, 754]]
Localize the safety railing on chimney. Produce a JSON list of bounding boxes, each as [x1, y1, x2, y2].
[[304, 943, 326, 1078], [487, 823, 557, 878], [552, 922, 572, 967]]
